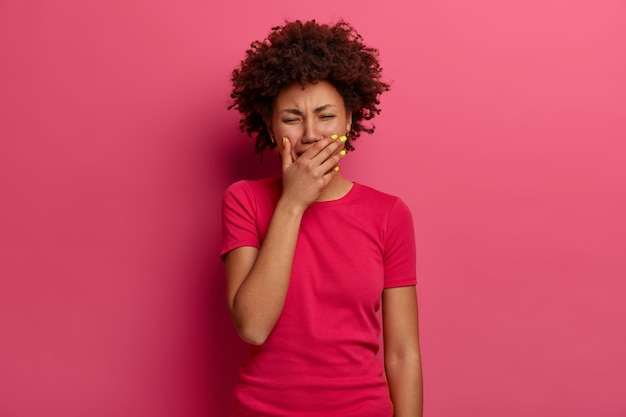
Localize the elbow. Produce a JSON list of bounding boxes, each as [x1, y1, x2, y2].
[[235, 322, 271, 346], [230, 300, 274, 345], [240, 331, 268, 346]]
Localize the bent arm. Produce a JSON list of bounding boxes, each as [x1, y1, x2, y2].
[[383, 286, 423, 417], [224, 199, 304, 346], [224, 138, 345, 346]]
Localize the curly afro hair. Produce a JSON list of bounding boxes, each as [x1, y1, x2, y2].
[[229, 20, 390, 153]]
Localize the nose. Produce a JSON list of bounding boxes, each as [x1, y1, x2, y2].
[[302, 120, 322, 143]]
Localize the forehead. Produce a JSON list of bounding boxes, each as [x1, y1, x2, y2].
[[274, 80, 345, 109]]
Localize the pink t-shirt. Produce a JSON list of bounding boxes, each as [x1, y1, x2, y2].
[[221, 177, 417, 417]]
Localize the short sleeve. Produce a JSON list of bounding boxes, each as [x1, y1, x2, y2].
[[220, 181, 261, 259], [382, 198, 417, 288]]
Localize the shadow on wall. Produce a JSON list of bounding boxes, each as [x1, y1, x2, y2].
[[202, 119, 280, 415]]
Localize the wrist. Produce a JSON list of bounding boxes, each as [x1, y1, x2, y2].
[[274, 198, 307, 218]]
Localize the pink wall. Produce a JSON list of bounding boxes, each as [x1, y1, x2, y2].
[[1, 1, 625, 416]]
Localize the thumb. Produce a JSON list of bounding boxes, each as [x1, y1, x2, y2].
[[281, 137, 293, 171]]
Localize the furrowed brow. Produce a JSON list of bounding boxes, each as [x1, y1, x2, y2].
[[280, 108, 304, 116], [314, 104, 337, 113], [279, 104, 337, 116]]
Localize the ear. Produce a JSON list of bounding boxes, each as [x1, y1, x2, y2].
[[345, 111, 353, 133], [263, 118, 276, 143]]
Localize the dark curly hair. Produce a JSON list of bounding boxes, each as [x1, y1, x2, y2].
[[229, 20, 390, 153]]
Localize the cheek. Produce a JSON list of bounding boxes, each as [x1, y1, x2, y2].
[[272, 122, 296, 136], [283, 137, 299, 151], [322, 119, 348, 135], [274, 125, 303, 143], [273, 134, 298, 153]]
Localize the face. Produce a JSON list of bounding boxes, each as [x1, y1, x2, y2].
[[268, 80, 352, 158]]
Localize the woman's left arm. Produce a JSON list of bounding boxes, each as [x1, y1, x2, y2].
[[382, 285, 423, 417]]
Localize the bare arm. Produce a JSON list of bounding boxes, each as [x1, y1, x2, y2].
[[224, 138, 345, 345], [383, 286, 423, 417]]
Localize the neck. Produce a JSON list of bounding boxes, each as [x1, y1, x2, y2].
[[316, 174, 353, 202]]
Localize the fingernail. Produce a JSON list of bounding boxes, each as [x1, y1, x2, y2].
[[282, 137, 287, 145], [340, 150, 346, 156], [331, 134, 338, 140], [334, 166, 340, 172], [340, 135, 347, 142]]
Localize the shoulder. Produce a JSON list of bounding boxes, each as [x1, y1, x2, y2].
[[223, 177, 282, 216], [224, 177, 281, 200], [353, 183, 412, 214], [224, 177, 279, 194]]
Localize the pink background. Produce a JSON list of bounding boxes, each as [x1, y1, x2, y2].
[[1, 1, 625, 416]]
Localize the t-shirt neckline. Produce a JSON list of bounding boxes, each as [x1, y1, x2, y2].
[[310, 182, 359, 208]]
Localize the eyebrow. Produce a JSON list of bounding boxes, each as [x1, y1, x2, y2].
[[280, 104, 337, 116]]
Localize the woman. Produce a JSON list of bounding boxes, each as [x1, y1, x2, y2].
[[221, 20, 422, 417]]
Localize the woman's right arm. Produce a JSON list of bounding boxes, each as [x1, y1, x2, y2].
[[224, 137, 344, 346], [225, 199, 304, 346]]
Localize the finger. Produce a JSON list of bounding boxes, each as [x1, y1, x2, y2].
[[308, 137, 345, 165], [334, 135, 348, 156], [281, 137, 293, 171], [319, 149, 346, 174], [300, 138, 337, 160], [329, 142, 347, 159], [321, 163, 341, 183]]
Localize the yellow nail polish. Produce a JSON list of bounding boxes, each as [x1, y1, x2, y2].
[[331, 134, 338, 140], [334, 166, 340, 172], [340, 150, 346, 156], [282, 137, 287, 145], [340, 135, 347, 142]]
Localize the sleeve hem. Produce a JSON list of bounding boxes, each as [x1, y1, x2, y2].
[[383, 277, 417, 289], [220, 240, 261, 260]]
